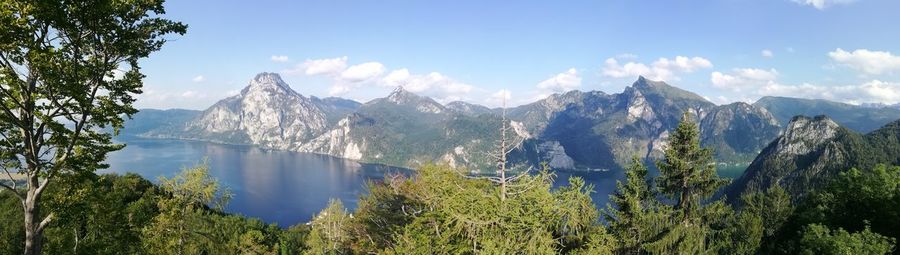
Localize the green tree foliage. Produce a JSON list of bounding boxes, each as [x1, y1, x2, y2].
[[376, 164, 613, 254], [656, 112, 729, 218], [304, 199, 352, 255], [0, 173, 164, 255], [42, 173, 163, 254], [647, 111, 733, 254], [801, 165, 899, 242], [554, 176, 601, 251], [140, 163, 225, 253], [726, 185, 793, 254], [604, 157, 671, 254], [137, 162, 282, 255], [0, 189, 26, 254], [764, 164, 900, 254], [0, 0, 185, 253], [347, 175, 421, 253], [280, 224, 311, 255], [1, 163, 287, 254], [797, 224, 895, 255]]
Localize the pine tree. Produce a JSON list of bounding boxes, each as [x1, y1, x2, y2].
[[647, 111, 731, 254], [727, 184, 793, 254], [604, 157, 655, 254], [656, 112, 727, 219]]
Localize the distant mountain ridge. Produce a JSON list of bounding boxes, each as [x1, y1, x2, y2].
[[123, 72, 900, 172], [754, 96, 900, 133], [508, 76, 779, 169]]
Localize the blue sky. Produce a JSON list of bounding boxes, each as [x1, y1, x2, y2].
[[137, 0, 900, 109]]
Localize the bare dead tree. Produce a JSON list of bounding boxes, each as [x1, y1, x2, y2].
[[455, 97, 535, 201]]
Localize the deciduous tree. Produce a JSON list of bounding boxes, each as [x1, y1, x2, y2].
[[0, 0, 185, 254]]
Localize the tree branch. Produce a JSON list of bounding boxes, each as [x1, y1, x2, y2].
[[36, 212, 53, 233]]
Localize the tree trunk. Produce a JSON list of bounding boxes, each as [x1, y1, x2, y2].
[[23, 189, 43, 255]]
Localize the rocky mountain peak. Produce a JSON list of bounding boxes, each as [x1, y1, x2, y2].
[[376, 86, 446, 114], [185, 72, 327, 150], [387, 86, 418, 103], [626, 76, 713, 106], [245, 72, 294, 95], [776, 115, 841, 156], [632, 75, 667, 89]]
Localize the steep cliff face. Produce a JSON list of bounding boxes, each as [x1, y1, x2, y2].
[[184, 72, 328, 149], [298, 113, 370, 160]]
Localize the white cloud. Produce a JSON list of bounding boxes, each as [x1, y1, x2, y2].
[[340, 62, 385, 82], [602, 58, 651, 78], [192, 75, 205, 82], [755, 81, 900, 104], [380, 69, 473, 98], [711, 68, 779, 92], [279, 56, 481, 102], [791, 0, 857, 10], [284, 57, 389, 96], [537, 68, 581, 93], [290, 56, 348, 76], [710, 66, 900, 104], [328, 84, 353, 96], [828, 48, 900, 75], [488, 89, 512, 107], [654, 56, 713, 72], [382, 69, 411, 88], [854, 80, 900, 104], [602, 56, 713, 81], [762, 49, 774, 58], [737, 68, 779, 81], [270, 55, 289, 62]]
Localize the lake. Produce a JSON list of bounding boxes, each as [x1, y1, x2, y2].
[[102, 137, 623, 227]]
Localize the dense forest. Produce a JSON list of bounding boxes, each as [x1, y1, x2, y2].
[[1, 114, 897, 254]]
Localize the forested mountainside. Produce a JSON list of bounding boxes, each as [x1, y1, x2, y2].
[[727, 115, 900, 200]]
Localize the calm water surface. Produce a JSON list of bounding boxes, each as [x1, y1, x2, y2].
[[102, 137, 624, 227]]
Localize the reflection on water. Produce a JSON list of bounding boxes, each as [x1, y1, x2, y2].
[[103, 138, 409, 227], [103, 137, 621, 227]]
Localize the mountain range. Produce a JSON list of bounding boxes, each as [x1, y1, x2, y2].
[[124, 72, 900, 174]]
